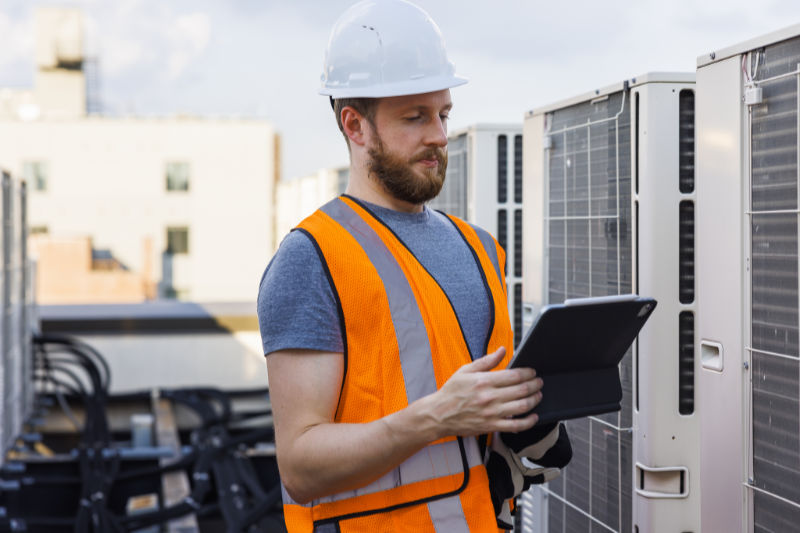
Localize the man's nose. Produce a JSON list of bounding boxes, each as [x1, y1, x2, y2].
[[424, 116, 448, 147]]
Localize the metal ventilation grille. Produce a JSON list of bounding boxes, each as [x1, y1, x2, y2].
[[515, 134, 523, 203], [680, 201, 695, 304], [2, 173, 25, 454], [679, 311, 694, 415], [679, 90, 695, 193], [544, 419, 633, 533], [748, 35, 800, 531], [514, 209, 523, 277], [499, 134, 508, 203], [19, 182, 33, 422], [532, 89, 632, 533], [430, 133, 468, 218], [514, 283, 522, 348], [498, 209, 508, 270]]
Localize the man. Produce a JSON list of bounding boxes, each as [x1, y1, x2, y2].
[[258, 1, 569, 531]]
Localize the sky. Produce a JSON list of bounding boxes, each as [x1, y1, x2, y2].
[[2, 0, 800, 180]]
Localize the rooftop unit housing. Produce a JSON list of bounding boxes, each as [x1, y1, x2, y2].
[[1, 171, 37, 459], [521, 73, 698, 533], [697, 22, 800, 532], [429, 123, 525, 347]]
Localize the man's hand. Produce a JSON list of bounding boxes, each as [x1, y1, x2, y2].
[[416, 347, 543, 439]]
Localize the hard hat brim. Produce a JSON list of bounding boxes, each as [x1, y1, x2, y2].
[[320, 74, 468, 99]]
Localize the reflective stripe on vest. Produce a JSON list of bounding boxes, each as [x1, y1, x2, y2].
[[469, 222, 503, 289], [320, 198, 437, 403], [284, 196, 513, 533]]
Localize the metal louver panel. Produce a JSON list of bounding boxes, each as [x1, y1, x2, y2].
[[430, 133, 468, 218], [680, 201, 695, 304], [679, 311, 694, 415], [679, 90, 695, 194], [514, 283, 522, 348], [0, 174, 7, 452], [748, 35, 800, 532], [534, 90, 633, 533], [498, 134, 508, 203], [18, 182, 31, 426], [1, 173, 24, 454], [514, 134, 523, 203], [514, 209, 523, 277], [498, 208, 508, 265]]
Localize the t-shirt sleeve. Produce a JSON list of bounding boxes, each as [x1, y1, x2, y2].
[[257, 230, 344, 356]]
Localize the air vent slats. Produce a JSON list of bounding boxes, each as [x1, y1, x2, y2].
[[679, 201, 695, 304], [498, 135, 508, 203], [679, 90, 695, 194], [679, 311, 694, 415]]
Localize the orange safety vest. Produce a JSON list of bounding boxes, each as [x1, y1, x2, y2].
[[283, 195, 514, 533]]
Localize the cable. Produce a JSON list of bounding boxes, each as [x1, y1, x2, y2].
[[18, 335, 281, 532]]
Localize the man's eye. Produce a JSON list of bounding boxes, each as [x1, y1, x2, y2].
[[405, 115, 422, 122], [440, 114, 450, 121]]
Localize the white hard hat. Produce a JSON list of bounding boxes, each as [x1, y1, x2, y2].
[[320, 0, 467, 98]]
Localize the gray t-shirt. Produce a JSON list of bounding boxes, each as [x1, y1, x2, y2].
[[257, 199, 492, 360]]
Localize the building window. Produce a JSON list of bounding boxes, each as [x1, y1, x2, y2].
[[166, 227, 189, 254], [165, 162, 190, 192], [22, 161, 48, 192]]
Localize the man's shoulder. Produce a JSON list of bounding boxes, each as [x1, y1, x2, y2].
[[257, 229, 345, 356], [259, 230, 322, 295], [275, 228, 319, 259]]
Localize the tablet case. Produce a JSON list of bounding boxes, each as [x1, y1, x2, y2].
[[509, 295, 657, 426]]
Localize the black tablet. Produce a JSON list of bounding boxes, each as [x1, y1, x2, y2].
[[509, 294, 657, 426]]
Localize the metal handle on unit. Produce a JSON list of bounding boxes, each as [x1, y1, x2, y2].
[[635, 463, 690, 499], [700, 340, 724, 372]]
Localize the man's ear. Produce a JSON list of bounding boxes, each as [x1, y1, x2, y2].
[[341, 106, 369, 147]]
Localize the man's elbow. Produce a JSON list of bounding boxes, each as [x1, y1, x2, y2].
[[282, 480, 314, 505], [277, 457, 317, 505]]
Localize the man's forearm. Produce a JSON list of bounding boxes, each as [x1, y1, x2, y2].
[[280, 397, 440, 504]]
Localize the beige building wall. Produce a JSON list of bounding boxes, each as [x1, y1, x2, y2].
[[0, 117, 278, 302]]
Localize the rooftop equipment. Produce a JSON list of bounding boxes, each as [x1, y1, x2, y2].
[[521, 73, 698, 533], [1, 171, 36, 461], [429, 124, 525, 347], [697, 22, 800, 532]]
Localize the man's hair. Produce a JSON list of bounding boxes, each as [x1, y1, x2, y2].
[[333, 97, 378, 149]]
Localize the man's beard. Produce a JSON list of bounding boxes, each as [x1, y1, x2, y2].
[[367, 135, 448, 205]]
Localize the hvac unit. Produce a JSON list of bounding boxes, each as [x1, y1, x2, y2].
[[20, 181, 35, 430], [520, 73, 698, 533], [430, 123, 525, 347], [1, 171, 33, 460], [697, 23, 800, 532]]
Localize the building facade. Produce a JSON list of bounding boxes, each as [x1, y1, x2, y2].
[[0, 8, 280, 303]]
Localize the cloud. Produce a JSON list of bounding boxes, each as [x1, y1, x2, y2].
[[0, 11, 34, 70], [102, 36, 145, 76], [167, 12, 211, 80]]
